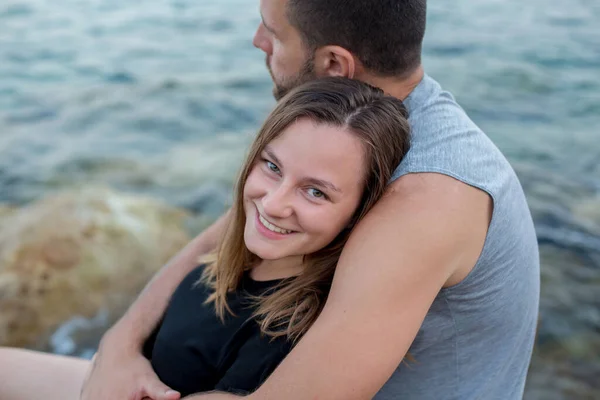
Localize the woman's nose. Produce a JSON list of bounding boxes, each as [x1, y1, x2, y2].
[[261, 184, 293, 220]]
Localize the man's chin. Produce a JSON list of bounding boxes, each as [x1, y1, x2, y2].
[[272, 74, 316, 101], [272, 85, 289, 101]]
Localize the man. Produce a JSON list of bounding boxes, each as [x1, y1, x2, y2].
[[82, 1, 540, 399]]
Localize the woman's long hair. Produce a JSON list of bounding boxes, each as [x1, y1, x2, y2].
[[200, 77, 411, 343]]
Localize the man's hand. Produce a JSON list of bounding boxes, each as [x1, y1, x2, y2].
[[80, 337, 180, 400]]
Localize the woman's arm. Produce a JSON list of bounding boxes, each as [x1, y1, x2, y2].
[[81, 212, 231, 400]]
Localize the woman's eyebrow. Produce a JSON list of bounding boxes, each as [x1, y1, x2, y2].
[[303, 177, 341, 193], [264, 146, 283, 167]]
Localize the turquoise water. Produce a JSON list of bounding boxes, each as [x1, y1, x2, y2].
[[1, 0, 598, 207], [1, 0, 599, 397]]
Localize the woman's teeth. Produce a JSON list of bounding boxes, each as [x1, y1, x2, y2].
[[259, 214, 292, 234]]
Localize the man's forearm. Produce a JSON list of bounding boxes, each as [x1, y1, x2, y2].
[[104, 211, 230, 349]]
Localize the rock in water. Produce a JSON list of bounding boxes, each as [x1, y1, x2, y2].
[[0, 205, 14, 222], [0, 187, 190, 348]]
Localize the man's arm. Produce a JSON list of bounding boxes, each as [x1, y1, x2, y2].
[[189, 172, 492, 400], [81, 211, 231, 400]]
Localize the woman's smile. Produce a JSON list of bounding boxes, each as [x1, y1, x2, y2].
[[254, 207, 296, 239], [242, 118, 364, 262]]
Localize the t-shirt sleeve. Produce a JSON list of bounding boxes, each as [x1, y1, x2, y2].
[[214, 329, 292, 395]]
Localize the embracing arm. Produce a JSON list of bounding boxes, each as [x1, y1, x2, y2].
[[187, 172, 492, 400], [81, 211, 231, 400], [104, 210, 230, 347]]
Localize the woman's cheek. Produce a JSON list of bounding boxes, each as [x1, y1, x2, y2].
[[244, 169, 265, 197], [298, 203, 331, 231]]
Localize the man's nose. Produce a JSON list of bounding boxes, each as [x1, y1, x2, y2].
[[252, 24, 272, 54]]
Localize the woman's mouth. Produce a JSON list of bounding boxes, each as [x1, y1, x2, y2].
[[255, 210, 295, 239], [259, 214, 292, 234]]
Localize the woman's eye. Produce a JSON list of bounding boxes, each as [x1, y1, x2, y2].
[[266, 161, 280, 174], [307, 188, 325, 199]]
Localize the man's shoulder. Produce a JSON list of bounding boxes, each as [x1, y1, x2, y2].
[[405, 74, 480, 136], [396, 75, 514, 196], [406, 75, 478, 136]]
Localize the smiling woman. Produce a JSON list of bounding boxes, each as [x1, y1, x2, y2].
[[145, 77, 411, 397], [243, 120, 365, 269], [0, 77, 410, 400]]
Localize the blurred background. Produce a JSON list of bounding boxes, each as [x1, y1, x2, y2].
[[0, 0, 598, 398]]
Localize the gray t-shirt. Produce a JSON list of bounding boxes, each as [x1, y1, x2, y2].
[[375, 75, 540, 400]]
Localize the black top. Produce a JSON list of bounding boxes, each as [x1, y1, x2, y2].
[[143, 265, 293, 397]]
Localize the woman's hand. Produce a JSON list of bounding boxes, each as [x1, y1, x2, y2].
[[80, 337, 180, 400]]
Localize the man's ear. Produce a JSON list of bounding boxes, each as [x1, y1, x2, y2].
[[314, 45, 356, 79]]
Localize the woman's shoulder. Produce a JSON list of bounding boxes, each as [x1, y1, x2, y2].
[[170, 264, 211, 300], [179, 263, 206, 282]]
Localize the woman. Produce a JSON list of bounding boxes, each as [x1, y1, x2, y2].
[[0, 77, 410, 399]]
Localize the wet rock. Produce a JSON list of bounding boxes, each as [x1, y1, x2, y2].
[[0, 186, 190, 348], [0, 205, 14, 223]]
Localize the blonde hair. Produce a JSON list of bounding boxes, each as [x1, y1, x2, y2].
[[200, 77, 410, 343]]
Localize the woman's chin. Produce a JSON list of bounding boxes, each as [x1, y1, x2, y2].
[[245, 240, 283, 261], [255, 248, 285, 260]]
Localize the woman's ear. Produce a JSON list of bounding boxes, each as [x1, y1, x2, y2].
[[314, 45, 356, 79]]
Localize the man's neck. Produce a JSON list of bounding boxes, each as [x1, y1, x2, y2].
[[358, 65, 424, 101]]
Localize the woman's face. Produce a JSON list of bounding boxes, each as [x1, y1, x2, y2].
[[243, 118, 365, 263]]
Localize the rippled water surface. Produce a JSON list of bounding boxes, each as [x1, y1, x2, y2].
[[1, 0, 599, 398]]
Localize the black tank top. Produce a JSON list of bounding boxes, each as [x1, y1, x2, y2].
[[143, 265, 293, 396]]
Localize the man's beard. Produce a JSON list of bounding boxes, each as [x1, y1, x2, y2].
[[267, 56, 316, 101]]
